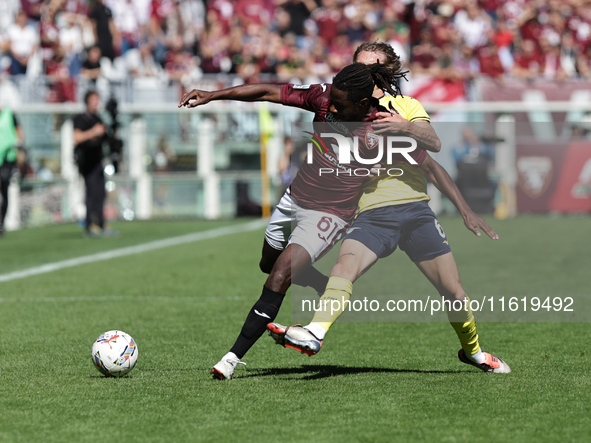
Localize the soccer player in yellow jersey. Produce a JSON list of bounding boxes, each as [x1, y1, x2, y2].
[[268, 42, 511, 373]]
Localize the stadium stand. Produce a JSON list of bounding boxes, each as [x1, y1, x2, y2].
[[2, 0, 591, 104]]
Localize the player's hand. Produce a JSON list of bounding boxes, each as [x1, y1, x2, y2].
[[178, 89, 213, 108], [372, 111, 409, 134], [463, 211, 499, 240], [369, 163, 383, 178]]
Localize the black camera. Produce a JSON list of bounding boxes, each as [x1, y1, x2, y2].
[[105, 96, 123, 173]]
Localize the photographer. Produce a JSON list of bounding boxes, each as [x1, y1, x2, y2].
[[0, 105, 24, 237], [73, 90, 113, 237]]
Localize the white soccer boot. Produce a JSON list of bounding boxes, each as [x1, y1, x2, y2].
[[211, 352, 246, 380]]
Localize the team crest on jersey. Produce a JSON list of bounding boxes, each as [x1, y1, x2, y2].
[[365, 131, 380, 150]]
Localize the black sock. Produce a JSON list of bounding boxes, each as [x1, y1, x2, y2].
[[229, 286, 284, 359], [292, 266, 329, 295]]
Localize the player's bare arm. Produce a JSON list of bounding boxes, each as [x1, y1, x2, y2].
[[179, 84, 282, 108], [371, 112, 441, 153], [420, 156, 499, 240]]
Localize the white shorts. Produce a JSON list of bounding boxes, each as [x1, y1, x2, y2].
[[264, 189, 349, 264]]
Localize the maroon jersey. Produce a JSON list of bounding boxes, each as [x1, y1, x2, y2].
[[280, 83, 426, 221]]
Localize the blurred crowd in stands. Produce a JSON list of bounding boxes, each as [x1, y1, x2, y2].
[[2, 0, 591, 103]]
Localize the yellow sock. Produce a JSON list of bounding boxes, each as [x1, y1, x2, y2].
[[448, 295, 480, 356], [309, 276, 353, 335]]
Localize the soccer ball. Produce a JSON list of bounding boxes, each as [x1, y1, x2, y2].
[[91, 330, 138, 377]]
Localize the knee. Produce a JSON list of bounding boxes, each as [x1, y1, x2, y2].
[[266, 267, 290, 293], [439, 280, 465, 302]]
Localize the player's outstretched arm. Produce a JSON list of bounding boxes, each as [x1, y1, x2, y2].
[[372, 112, 441, 152], [420, 156, 499, 240], [178, 84, 282, 108]]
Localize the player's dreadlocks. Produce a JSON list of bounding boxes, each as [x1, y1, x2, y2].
[[332, 62, 404, 103]]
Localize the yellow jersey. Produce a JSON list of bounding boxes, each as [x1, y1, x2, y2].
[[357, 94, 431, 214]]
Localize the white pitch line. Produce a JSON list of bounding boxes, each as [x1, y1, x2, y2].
[[0, 219, 267, 284], [0, 295, 246, 303]]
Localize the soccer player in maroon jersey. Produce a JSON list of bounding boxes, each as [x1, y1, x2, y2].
[[179, 62, 428, 379], [268, 42, 510, 374]]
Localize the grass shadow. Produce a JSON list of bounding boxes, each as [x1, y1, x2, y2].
[[237, 364, 467, 381]]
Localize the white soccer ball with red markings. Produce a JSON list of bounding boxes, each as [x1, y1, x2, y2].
[[91, 330, 138, 377]]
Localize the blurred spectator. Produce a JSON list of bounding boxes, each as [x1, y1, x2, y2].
[[437, 42, 456, 80], [176, 0, 205, 53], [125, 40, 161, 78], [20, 0, 43, 22], [36, 158, 56, 181], [539, 36, 566, 81], [207, 0, 234, 34], [276, 36, 306, 81], [152, 136, 176, 173], [481, 0, 502, 19], [149, 0, 175, 63], [374, 5, 410, 65], [512, 39, 540, 80], [542, 10, 565, 48], [276, 0, 315, 37], [327, 34, 352, 72], [275, 8, 292, 37], [453, 127, 494, 165], [90, 0, 119, 61], [452, 44, 480, 98], [46, 48, 77, 102], [453, 126, 497, 217], [560, 32, 578, 79], [107, 0, 142, 54], [477, 40, 505, 80], [0, 0, 19, 39], [235, 0, 271, 29], [164, 34, 198, 83], [311, 0, 341, 47], [80, 45, 103, 82], [411, 28, 440, 77], [494, 17, 514, 50], [305, 42, 331, 82], [16, 146, 33, 180], [454, 1, 492, 49], [200, 20, 230, 74], [344, 13, 368, 44], [493, 16, 514, 71], [6, 10, 38, 75], [39, 5, 61, 67], [576, 44, 591, 80], [58, 12, 85, 77], [429, 6, 455, 48], [570, 125, 587, 140], [233, 34, 274, 82]]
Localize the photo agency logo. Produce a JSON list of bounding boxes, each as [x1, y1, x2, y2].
[[303, 129, 418, 177]]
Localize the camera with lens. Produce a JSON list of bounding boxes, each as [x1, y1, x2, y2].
[[105, 96, 123, 173]]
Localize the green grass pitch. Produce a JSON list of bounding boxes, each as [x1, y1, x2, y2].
[[0, 216, 589, 442]]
